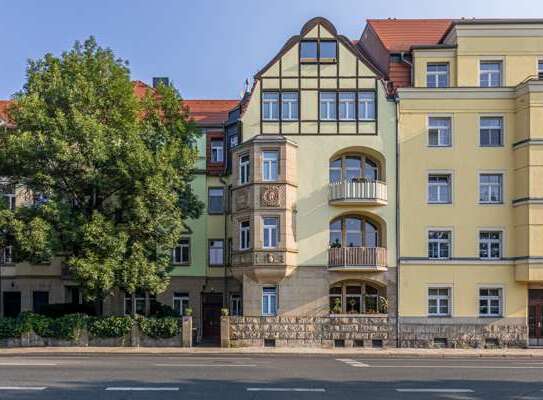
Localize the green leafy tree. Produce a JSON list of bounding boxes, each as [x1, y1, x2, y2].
[[0, 37, 203, 309]]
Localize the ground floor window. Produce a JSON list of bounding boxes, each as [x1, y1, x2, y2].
[[124, 291, 146, 315], [173, 292, 190, 316], [479, 288, 502, 317], [428, 287, 450, 317], [262, 287, 277, 316], [230, 293, 242, 316], [329, 282, 386, 314], [32, 291, 49, 313]]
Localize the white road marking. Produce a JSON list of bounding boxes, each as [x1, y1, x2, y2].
[[373, 365, 543, 369], [105, 387, 179, 391], [0, 363, 57, 366], [336, 358, 369, 367], [154, 363, 257, 367], [247, 388, 326, 392], [397, 389, 474, 393], [166, 356, 253, 360], [0, 387, 47, 391]]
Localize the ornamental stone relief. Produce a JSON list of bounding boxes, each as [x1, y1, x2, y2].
[[235, 188, 249, 211], [260, 185, 281, 207]]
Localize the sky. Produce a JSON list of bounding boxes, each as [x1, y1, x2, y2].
[[0, 0, 539, 100]]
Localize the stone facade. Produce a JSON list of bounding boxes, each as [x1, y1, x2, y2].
[[399, 319, 528, 348], [223, 315, 395, 348]]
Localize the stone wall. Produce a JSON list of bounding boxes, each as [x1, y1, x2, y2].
[[399, 319, 528, 348], [223, 315, 395, 348], [0, 317, 193, 348]]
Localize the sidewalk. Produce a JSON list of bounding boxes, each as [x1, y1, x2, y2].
[[1, 346, 543, 357]]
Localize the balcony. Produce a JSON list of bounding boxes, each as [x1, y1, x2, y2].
[[328, 247, 387, 271], [329, 179, 387, 206]]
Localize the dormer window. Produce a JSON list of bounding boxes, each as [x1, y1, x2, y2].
[[300, 40, 337, 63]]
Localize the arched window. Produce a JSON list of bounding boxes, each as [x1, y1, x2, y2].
[[329, 154, 380, 183], [329, 216, 380, 248], [329, 282, 386, 314]]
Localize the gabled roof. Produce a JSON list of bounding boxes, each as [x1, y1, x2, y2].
[[367, 19, 452, 52], [183, 100, 239, 125]]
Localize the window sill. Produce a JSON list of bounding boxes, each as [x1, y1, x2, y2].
[[427, 315, 451, 318], [427, 145, 452, 148], [172, 263, 191, 267], [479, 202, 504, 205], [208, 211, 225, 215], [209, 264, 225, 268], [479, 315, 503, 318], [262, 119, 280, 122], [428, 202, 453, 205]]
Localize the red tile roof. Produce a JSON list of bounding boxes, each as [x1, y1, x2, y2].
[[367, 19, 452, 52], [183, 100, 238, 125], [0, 100, 13, 126]]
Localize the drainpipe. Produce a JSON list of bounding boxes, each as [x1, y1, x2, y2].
[[219, 177, 229, 309], [394, 94, 401, 348]]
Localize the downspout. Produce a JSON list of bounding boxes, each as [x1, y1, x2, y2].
[[394, 93, 401, 348], [220, 124, 229, 309]]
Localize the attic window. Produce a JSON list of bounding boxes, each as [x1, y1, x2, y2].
[[300, 40, 337, 63]]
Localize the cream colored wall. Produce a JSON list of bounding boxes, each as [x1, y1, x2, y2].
[[399, 97, 516, 258], [400, 265, 527, 318], [413, 50, 457, 88]]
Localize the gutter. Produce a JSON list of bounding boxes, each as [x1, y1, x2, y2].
[[394, 94, 401, 348]]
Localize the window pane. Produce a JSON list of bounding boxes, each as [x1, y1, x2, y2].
[[300, 41, 317, 59], [338, 92, 355, 120], [320, 92, 336, 120], [358, 92, 375, 120], [281, 92, 298, 120], [320, 41, 337, 59]]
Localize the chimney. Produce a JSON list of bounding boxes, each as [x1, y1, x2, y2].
[[152, 77, 170, 88]]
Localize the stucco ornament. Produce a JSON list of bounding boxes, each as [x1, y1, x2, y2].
[[260, 185, 281, 207]]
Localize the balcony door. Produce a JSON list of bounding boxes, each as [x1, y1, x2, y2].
[[329, 154, 379, 183], [330, 216, 380, 248]]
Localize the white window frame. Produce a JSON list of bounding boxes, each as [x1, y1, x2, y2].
[[230, 294, 242, 316], [209, 239, 224, 266], [262, 217, 279, 249], [428, 173, 452, 204], [172, 238, 190, 265], [173, 293, 190, 316], [262, 151, 279, 182], [210, 139, 224, 163], [426, 63, 449, 88], [479, 60, 502, 87], [428, 230, 451, 259], [0, 179, 16, 211], [479, 287, 503, 317], [239, 220, 251, 251], [124, 292, 146, 316], [319, 92, 336, 120], [479, 230, 503, 260], [338, 92, 356, 121], [208, 187, 224, 214], [479, 173, 503, 204], [2, 245, 13, 264], [428, 116, 452, 147], [358, 92, 375, 121], [262, 287, 277, 316], [281, 92, 298, 121], [479, 116, 504, 147], [239, 154, 250, 184], [427, 287, 451, 317], [262, 92, 279, 121], [538, 58, 543, 80]]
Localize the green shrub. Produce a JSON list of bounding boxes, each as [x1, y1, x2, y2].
[[138, 317, 179, 339], [16, 312, 87, 340], [88, 316, 133, 338], [0, 318, 23, 339]]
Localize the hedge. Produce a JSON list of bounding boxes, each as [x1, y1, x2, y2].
[[88, 316, 133, 338], [0, 313, 181, 340], [138, 317, 179, 339]]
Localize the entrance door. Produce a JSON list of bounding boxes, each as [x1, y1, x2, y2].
[[3, 292, 21, 317], [202, 292, 223, 344], [529, 290, 543, 346]]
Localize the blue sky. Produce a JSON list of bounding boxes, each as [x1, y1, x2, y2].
[[0, 0, 538, 100]]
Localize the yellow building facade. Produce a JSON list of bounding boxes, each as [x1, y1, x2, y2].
[[396, 20, 543, 347]]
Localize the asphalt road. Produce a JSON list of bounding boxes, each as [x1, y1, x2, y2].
[[0, 353, 543, 399]]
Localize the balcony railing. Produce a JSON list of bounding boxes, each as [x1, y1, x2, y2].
[[329, 179, 387, 205], [328, 246, 387, 270]]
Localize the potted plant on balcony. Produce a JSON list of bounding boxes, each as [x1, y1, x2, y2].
[[330, 298, 342, 314], [377, 296, 388, 314], [330, 239, 341, 249]]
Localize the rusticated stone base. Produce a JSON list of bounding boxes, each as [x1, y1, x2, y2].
[[225, 315, 395, 347], [399, 318, 528, 349]]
